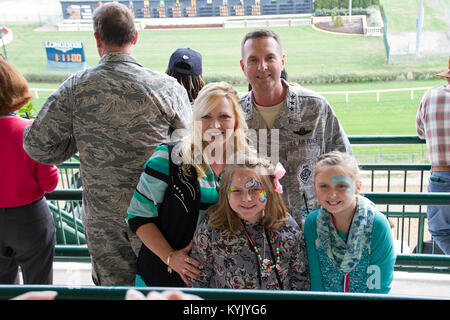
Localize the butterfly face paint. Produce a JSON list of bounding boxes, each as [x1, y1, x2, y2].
[[245, 178, 267, 203], [228, 178, 267, 203], [228, 171, 268, 223]]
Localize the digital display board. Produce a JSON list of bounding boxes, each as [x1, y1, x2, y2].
[[45, 41, 88, 72]]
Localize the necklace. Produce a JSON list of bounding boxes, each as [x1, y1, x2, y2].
[[1, 112, 16, 118], [239, 219, 281, 272]]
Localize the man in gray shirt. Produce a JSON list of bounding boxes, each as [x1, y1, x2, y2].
[[23, 3, 192, 286], [239, 29, 352, 228]]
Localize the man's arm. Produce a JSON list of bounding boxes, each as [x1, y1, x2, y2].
[[325, 103, 353, 155], [415, 92, 428, 139], [23, 79, 77, 165]]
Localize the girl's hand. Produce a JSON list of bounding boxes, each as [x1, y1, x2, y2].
[[169, 241, 201, 286]]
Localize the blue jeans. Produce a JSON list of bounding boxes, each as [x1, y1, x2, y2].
[[427, 171, 450, 254]]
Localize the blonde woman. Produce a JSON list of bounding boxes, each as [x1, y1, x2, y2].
[[127, 82, 254, 287], [188, 158, 309, 290]]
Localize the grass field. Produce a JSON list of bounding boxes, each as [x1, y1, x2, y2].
[[4, 0, 448, 163], [5, 23, 448, 84], [29, 79, 444, 137], [381, 0, 449, 32], [27, 78, 445, 162]]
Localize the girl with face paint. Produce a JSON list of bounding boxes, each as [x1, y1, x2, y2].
[[304, 151, 396, 294], [187, 158, 310, 290]]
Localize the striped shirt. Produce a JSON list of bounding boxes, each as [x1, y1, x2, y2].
[[416, 85, 450, 166], [126, 144, 219, 226]]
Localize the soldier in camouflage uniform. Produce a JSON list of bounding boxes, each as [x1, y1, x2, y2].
[[23, 3, 192, 286], [239, 29, 352, 228]]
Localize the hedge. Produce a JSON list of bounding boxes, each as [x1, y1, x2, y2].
[[314, 0, 380, 10]]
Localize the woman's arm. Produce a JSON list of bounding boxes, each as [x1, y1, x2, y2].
[[136, 222, 201, 286]]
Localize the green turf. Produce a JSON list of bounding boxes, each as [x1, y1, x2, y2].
[[4, 23, 448, 82], [5, 1, 448, 163], [30, 78, 445, 137], [381, 0, 449, 32]]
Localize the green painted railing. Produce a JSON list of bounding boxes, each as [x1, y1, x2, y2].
[[50, 135, 449, 273], [0, 285, 441, 301], [52, 244, 450, 274], [348, 135, 426, 144], [47, 191, 450, 273]]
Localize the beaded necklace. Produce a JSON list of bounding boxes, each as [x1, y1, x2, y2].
[[239, 219, 281, 272]]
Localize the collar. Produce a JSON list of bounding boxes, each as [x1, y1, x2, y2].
[[243, 79, 292, 125], [99, 52, 143, 67]]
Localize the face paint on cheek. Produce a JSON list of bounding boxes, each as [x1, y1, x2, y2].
[[227, 183, 234, 200], [258, 189, 267, 203], [330, 175, 354, 200]]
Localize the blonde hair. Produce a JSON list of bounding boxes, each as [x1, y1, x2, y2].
[[0, 56, 32, 114], [208, 157, 288, 234], [179, 81, 253, 178], [314, 151, 361, 184]]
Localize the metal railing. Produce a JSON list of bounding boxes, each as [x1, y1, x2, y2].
[[48, 135, 449, 273], [0, 284, 442, 300], [47, 190, 450, 274]]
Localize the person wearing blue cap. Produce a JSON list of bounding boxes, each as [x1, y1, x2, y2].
[[166, 48, 205, 104]]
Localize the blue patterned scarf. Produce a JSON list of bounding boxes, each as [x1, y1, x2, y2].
[[316, 195, 375, 274]]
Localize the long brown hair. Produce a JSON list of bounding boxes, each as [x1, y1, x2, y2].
[[208, 158, 288, 234], [0, 56, 32, 114]]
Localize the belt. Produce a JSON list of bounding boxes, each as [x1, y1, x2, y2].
[[432, 166, 450, 172]]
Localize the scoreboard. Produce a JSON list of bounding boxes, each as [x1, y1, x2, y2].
[[45, 41, 88, 72]]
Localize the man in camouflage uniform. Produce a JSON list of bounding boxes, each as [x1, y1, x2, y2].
[[239, 29, 352, 228], [23, 3, 192, 286]]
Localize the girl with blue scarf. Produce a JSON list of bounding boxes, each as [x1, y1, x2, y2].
[[304, 152, 396, 293]]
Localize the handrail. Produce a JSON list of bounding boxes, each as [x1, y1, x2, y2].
[[348, 135, 425, 144], [46, 190, 450, 204], [53, 245, 450, 272], [46, 189, 82, 200], [359, 164, 430, 170], [363, 192, 450, 205], [0, 284, 438, 300], [55, 245, 90, 263]]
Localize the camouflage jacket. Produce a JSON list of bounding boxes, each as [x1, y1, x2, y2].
[[23, 52, 192, 222], [239, 80, 352, 227]]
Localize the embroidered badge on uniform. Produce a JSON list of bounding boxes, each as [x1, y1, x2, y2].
[[293, 128, 312, 136], [298, 165, 312, 183]]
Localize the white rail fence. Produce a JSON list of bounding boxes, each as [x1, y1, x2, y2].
[[30, 86, 432, 102], [317, 87, 431, 102]]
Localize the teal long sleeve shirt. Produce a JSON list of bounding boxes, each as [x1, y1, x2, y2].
[[304, 209, 396, 293]]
